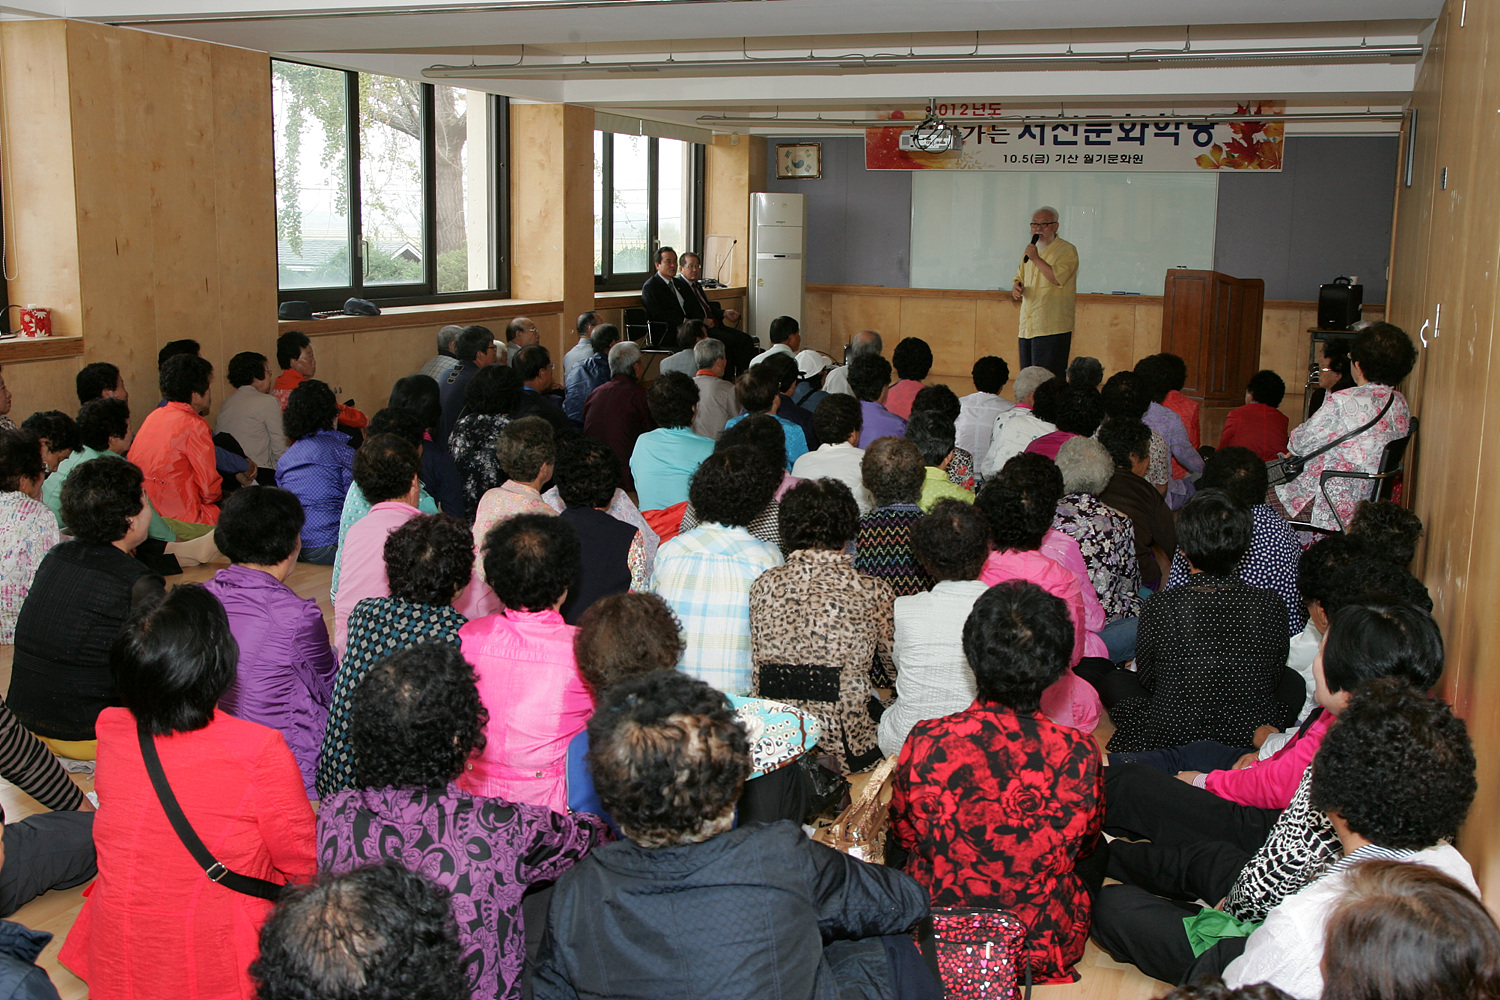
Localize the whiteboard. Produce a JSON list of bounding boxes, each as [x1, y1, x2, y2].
[[909, 171, 1219, 295]]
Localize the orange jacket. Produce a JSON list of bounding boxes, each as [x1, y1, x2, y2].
[[271, 368, 369, 429], [127, 401, 222, 525]]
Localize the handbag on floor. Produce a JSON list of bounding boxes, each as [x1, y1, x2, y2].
[[1265, 391, 1393, 487], [137, 724, 287, 901], [813, 755, 896, 863], [921, 906, 1031, 1000]]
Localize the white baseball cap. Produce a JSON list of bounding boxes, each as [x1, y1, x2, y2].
[[796, 350, 835, 379]]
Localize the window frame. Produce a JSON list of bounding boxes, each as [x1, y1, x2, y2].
[[594, 131, 705, 292], [274, 59, 511, 310]]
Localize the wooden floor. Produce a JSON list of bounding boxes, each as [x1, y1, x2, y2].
[[0, 559, 1171, 1000]]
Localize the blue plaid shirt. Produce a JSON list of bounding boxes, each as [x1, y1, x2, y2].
[[650, 523, 783, 695]]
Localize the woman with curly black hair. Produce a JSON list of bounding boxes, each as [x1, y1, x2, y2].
[[316, 512, 476, 797], [677, 414, 793, 547], [275, 378, 355, 564], [317, 643, 610, 1000], [11, 458, 163, 755], [449, 364, 521, 518], [535, 669, 932, 1000], [749, 478, 895, 773], [886, 336, 933, 419], [910, 383, 980, 491], [459, 513, 593, 813]]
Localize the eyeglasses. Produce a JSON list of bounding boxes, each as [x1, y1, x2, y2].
[[1030, 221, 1058, 228]]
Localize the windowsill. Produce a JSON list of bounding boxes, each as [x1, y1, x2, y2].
[[278, 297, 564, 334], [0, 335, 84, 363], [594, 286, 746, 307]]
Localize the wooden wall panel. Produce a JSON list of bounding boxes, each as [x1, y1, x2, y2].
[[705, 135, 766, 288]]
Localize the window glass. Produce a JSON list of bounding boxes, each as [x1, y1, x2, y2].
[[358, 74, 425, 286], [593, 130, 605, 276], [610, 133, 650, 275], [273, 62, 351, 289], [656, 138, 687, 252], [433, 86, 492, 293]]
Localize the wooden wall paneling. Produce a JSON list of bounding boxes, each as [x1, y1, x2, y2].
[[66, 22, 160, 411], [0, 21, 82, 342], [830, 292, 900, 349], [901, 294, 975, 381], [802, 290, 833, 353], [973, 296, 1022, 378], [3, 357, 83, 425], [1131, 301, 1164, 363], [1073, 296, 1142, 377], [704, 135, 766, 289]]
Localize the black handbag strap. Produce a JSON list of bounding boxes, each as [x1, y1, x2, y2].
[[1293, 389, 1395, 465], [136, 723, 286, 901]]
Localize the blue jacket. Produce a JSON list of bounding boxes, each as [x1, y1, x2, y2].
[[0, 922, 60, 1000], [564, 354, 611, 424]]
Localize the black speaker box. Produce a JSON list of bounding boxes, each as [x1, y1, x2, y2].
[[1318, 277, 1363, 330]]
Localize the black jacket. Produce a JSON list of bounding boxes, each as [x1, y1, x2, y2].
[[640, 272, 691, 331], [534, 820, 929, 1000]]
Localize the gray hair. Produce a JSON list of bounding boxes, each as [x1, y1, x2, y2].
[[1013, 365, 1055, 404], [608, 340, 644, 377], [694, 337, 725, 370], [1055, 436, 1114, 495], [436, 324, 463, 352], [850, 330, 883, 359], [1036, 205, 1060, 224]]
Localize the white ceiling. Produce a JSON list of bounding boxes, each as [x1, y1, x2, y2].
[[8, 0, 1439, 133]]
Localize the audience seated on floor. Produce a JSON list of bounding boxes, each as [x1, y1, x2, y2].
[[19, 411, 76, 475], [582, 340, 654, 492], [390, 373, 465, 518], [459, 513, 590, 812], [11, 459, 164, 758], [510, 344, 570, 433], [318, 513, 473, 797], [748, 314, 800, 369], [1318, 858, 1500, 1000], [659, 319, 705, 378], [760, 352, 819, 451], [725, 364, 809, 470], [973, 454, 1104, 732], [319, 643, 609, 1000], [562, 312, 601, 384], [555, 436, 649, 623], [203, 487, 336, 797], [567, 592, 821, 830], [1097, 416, 1176, 589], [75, 361, 128, 407], [791, 393, 873, 512], [1092, 599, 1444, 986], [876, 500, 990, 757], [272, 330, 369, 439], [677, 415, 792, 548], [1101, 370, 1171, 495], [846, 352, 907, 445], [60, 586, 317, 1000], [1027, 383, 1102, 462], [534, 669, 935, 1000], [1219, 369, 1290, 461], [420, 322, 465, 383], [750, 479, 894, 775], [688, 336, 741, 441], [448, 364, 520, 518], [820, 328, 880, 398], [472, 416, 557, 567], [630, 371, 715, 513], [854, 436, 935, 596], [437, 325, 499, 446], [650, 445, 784, 696], [0, 432, 60, 645], [1137, 354, 1204, 510], [1053, 435, 1142, 661], [1157, 352, 1202, 456], [128, 353, 227, 536], [1082, 488, 1295, 753], [884, 337, 932, 421], [215, 351, 287, 482], [1166, 446, 1306, 638], [980, 364, 1055, 476], [956, 355, 1014, 462], [563, 323, 619, 426], [1223, 678, 1477, 997], [907, 411, 974, 512], [910, 385, 979, 491], [275, 378, 355, 566], [1344, 497, 1423, 568], [252, 862, 467, 1000], [891, 580, 1105, 985], [1067, 355, 1104, 390], [791, 349, 833, 413]]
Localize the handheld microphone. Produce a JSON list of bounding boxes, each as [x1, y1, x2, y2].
[[1021, 233, 1039, 265]]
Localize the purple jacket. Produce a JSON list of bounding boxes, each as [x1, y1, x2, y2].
[[204, 564, 337, 795], [860, 400, 907, 444], [318, 783, 611, 1000]]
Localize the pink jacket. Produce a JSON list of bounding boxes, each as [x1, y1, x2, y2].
[[457, 609, 593, 812], [1204, 709, 1334, 809], [1039, 529, 1109, 660], [979, 548, 1103, 733]]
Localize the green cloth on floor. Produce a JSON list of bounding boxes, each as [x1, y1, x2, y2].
[[1183, 907, 1261, 957], [162, 516, 216, 541]]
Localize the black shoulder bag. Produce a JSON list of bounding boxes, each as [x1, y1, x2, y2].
[[137, 724, 287, 901], [1265, 390, 1394, 488]]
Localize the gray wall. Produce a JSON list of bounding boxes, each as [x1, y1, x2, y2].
[[1214, 135, 1397, 302], [765, 133, 1398, 301], [764, 136, 911, 287]]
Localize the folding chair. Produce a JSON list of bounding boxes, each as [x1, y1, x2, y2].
[[1288, 417, 1417, 535]]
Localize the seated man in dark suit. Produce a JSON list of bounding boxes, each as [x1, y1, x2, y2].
[[510, 344, 571, 432], [680, 250, 757, 378], [640, 246, 688, 342]]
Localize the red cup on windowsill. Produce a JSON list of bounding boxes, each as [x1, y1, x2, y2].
[[16, 304, 50, 338]]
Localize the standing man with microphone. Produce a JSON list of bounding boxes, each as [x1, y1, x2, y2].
[[1011, 205, 1078, 378]]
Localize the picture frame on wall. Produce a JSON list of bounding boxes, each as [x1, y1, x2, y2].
[[776, 143, 822, 180]]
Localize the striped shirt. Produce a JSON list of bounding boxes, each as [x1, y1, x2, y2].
[[650, 523, 783, 695]]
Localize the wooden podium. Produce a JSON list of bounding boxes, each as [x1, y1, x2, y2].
[[1160, 269, 1265, 405]]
